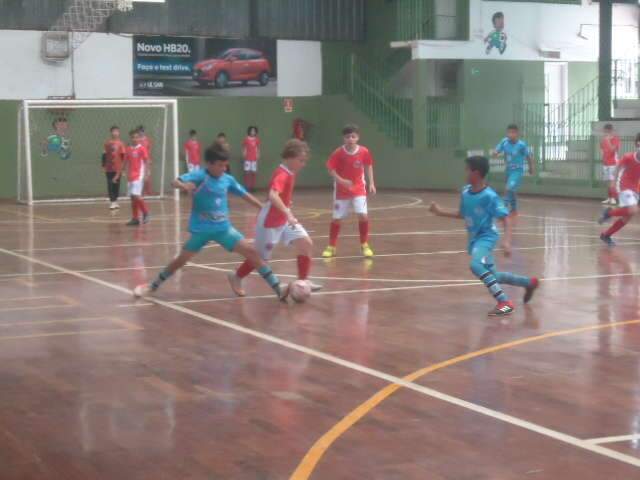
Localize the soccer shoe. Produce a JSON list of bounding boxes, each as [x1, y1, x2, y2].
[[600, 234, 616, 247], [609, 198, 618, 205], [488, 301, 514, 316], [597, 208, 612, 225], [322, 246, 337, 258], [278, 283, 290, 302], [126, 218, 141, 226], [306, 280, 323, 292], [523, 277, 539, 304], [113, 202, 120, 209], [109, 202, 117, 210], [133, 283, 152, 298], [226, 273, 246, 297], [361, 243, 374, 258], [602, 198, 611, 205], [142, 213, 150, 224]]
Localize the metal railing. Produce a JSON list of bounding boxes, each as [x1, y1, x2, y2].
[[425, 100, 462, 148], [613, 59, 639, 102]]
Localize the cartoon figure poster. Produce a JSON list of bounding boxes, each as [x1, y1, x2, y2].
[[484, 11, 507, 55]]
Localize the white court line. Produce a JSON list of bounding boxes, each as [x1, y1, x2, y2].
[[4, 240, 640, 284], [119, 270, 640, 309], [1, 245, 639, 470], [587, 434, 640, 445]]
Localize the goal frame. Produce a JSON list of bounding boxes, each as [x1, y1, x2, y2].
[[17, 98, 180, 205]]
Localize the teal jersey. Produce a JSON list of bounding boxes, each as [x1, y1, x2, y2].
[[179, 170, 247, 233], [459, 185, 509, 251], [496, 138, 530, 171]]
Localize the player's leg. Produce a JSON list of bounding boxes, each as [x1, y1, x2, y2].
[[323, 198, 349, 258], [133, 236, 203, 297], [599, 190, 638, 245], [469, 239, 513, 315], [354, 196, 373, 257], [505, 171, 522, 218], [286, 223, 323, 291], [231, 236, 288, 300], [127, 179, 143, 225], [106, 172, 116, 209], [138, 193, 150, 224], [603, 166, 617, 204], [230, 211, 278, 296], [113, 173, 121, 208], [243, 160, 252, 191]]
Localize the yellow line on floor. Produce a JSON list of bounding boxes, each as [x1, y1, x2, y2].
[[289, 319, 640, 480]]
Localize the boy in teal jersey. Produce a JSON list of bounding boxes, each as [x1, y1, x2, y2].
[[133, 141, 288, 301], [429, 156, 538, 316], [492, 124, 535, 217]]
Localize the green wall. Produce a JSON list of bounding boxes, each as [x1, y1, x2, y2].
[[460, 60, 545, 150], [568, 62, 598, 97], [0, 101, 18, 200]]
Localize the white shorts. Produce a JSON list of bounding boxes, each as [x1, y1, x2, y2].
[[128, 179, 144, 197], [602, 165, 617, 182], [255, 205, 309, 260], [618, 189, 639, 208], [244, 160, 257, 172], [187, 163, 201, 173], [333, 196, 368, 220]]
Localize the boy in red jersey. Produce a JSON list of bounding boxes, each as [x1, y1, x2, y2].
[[322, 124, 376, 258], [598, 133, 640, 246], [242, 126, 261, 192], [103, 125, 126, 210], [137, 125, 154, 196], [600, 124, 621, 205], [184, 129, 202, 173], [229, 139, 322, 295], [114, 129, 150, 226]]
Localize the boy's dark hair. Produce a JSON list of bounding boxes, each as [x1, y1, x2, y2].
[[216, 132, 227, 138], [136, 125, 145, 133], [110, 125, 119, 132], [247, 126, 258, 135], [342, 124, 360, 135], [189, 129, 197, 136], [282, 139, 310, 159], [129, 128, 139, 136], [52, 117, 66, 128], [604, 123, 614, 131], [466, 156, 490, 178], [507, 123, 519, 131], [205, 140, 230, 163], [492, 12, 504, 24], [635, 133, 640, 145]]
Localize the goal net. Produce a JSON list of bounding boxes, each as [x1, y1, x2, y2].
[[17, 99, 179, 205]]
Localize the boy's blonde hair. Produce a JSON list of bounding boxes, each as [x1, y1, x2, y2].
[[282, 139, 310, 159]]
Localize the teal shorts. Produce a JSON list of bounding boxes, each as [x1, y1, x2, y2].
[[184, 227, 244, 253]]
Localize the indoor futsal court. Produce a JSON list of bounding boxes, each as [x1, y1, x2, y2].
[[1, 0, 640, 479]]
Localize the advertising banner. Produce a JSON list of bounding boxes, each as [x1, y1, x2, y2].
[[133, 36, 277, 97]]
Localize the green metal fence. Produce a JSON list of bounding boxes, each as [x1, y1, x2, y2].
[[613, 59, 639, 101], [425, 100, 462, 148], [396, 0, 469, 41]]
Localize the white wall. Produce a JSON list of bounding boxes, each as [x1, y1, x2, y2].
[[0, 30, 132, 100], [277, 40, 322, 97], [411, 0, 639, 62]]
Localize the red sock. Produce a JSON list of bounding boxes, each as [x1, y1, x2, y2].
[[250, 172, 257, 190], [329, 221, 341, 247], [358, 220, 370, 244], [236, 260, 255, 279], [297, 255, 311, 280], [608, 186, 617, 199], [244, 173, 251, 190], [131, 197, 139, 219], [138, 198, 149, 215], [604, 218, 628, 237], [608, 207, 630, 217]]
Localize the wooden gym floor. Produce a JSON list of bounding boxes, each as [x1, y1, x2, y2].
[[1, 190, 640, 479]]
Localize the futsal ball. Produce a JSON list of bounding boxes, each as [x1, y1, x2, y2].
[[290, 280, 311, 303]]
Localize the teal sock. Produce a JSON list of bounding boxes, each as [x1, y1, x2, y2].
[[151, 269, 172, 291], [258, 266, 281, 295]]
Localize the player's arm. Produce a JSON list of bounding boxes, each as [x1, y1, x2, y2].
[[366, 164, 376, 195], [172, 178, 196, 193], [328, 168, 353, 188], [268, 188, 297, 225], [491, 141, 504, 158], [526, 150, 535, 175], [428, 202, 462, 219], [241, 191, 263, 210], [499, 215, 513, 257], [114, 156, 127, 182]]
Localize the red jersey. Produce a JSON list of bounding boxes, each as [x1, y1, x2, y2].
[[617, 152, 640, 193], [140, 136, 152, 162], [243, 136, 261, 161], [184, 138, 201, 166], [125, 144, 149, 182], [326, 145, 374, 199], [264, 164, 295, 228], [104, 139, 125, 173], [601, 135, 620, 167]]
